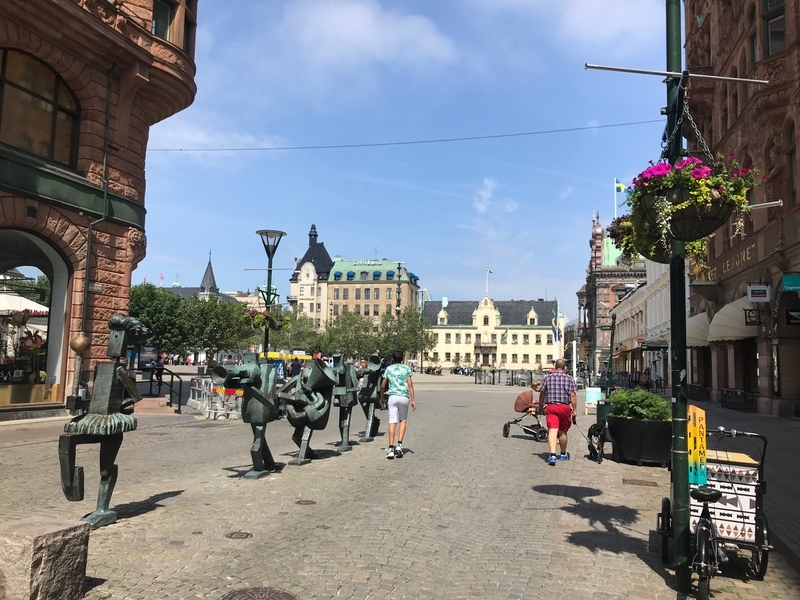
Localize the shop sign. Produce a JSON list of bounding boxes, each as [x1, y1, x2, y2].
[[782, 273, 800, 292], [786, 307, 800, 326], [708, 242, 758, 281], [747, 284, 771, 302]]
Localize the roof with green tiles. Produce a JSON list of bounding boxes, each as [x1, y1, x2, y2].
[[328, 258, 419, 283]]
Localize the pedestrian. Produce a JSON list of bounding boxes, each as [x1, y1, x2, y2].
[[380, 349, 416, 459], [289, 357, 302, 378], [538, 358, 577, 466]]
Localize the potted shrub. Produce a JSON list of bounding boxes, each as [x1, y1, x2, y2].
[[625, 155, 759, 243], [606, 387, 672, 467]]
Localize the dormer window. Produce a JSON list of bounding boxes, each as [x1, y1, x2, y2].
[[360, 271, 368, 280]]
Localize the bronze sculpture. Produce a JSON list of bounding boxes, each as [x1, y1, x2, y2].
[[357, 352, 383, 442], [58, 314, 148, 528], [210, 354, 281, 478], [277, 358, 336, 465], [330, 351, 359, 453]]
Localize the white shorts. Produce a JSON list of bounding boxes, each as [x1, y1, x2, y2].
[[387, 395, 410, 424]]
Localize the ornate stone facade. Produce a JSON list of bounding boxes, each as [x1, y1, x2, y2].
[[0, 0, 197, 413]]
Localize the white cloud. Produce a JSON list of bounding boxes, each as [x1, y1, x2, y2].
[[504, 199, 519, 212], [474, 177, 497, 213], [560, 186, 574, 199]]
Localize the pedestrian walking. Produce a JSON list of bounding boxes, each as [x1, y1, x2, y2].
[[289, 357, 302, 378], [538, 358, 577, 466], [380, 350, 416, 459]]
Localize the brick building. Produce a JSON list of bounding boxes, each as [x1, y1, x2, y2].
[[684, 0, 800, 416], [0, 0, 197, 415]]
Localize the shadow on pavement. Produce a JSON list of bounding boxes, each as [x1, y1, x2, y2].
[[223, 464, 285, 478], [534, 484, 678, 593], [83, 576, 106, 594], [114, 490, 184, 520]]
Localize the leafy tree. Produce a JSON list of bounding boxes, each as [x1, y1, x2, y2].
[[324, 311, 379, 358], [1, 273, 51, 305], [184, 294, 256, 360], [268, 308, 319, 354], [378, 308, 436, 357], [129, 283, 186, 355]]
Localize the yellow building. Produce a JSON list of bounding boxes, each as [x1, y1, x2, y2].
[[422, 296, 565, 370]]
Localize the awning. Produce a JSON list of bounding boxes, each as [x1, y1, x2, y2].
[[333, 271, 342, 277], [409, 272, 419, 280], [386, 270, 395, 276], [686, 312, 710, 348], [346, 271, 355, 277], [708, 297, 757, 343], [373, 270, 382, 276]]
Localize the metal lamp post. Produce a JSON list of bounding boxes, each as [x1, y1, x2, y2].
[[256, 229, 286, 361], [395, 261, 404, 350]]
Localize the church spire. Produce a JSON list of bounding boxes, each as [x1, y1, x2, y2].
[[200, 251, 218, 294]]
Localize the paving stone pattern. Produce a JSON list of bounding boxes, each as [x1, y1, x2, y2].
[[0, 376, 798, 599]]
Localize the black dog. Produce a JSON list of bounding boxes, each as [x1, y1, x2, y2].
[[587, 422, 607, 464]]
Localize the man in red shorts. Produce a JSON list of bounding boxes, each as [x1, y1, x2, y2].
[[538, 358, 578, 465]]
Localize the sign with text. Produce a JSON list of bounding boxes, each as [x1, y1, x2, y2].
[[687, 405, 707, 485], [585, 387, 602, 405], [782, 273, 800, 292], [747, 284, 771, 302]]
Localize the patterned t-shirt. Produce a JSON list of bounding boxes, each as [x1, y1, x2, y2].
[[384, 364, 413, 398]]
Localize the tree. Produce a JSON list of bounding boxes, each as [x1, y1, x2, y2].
[[129, 284, 186, 355], [323, 311, 379, 358], [378, 308, 436, 357], [1, 273, 51, 306], [184, 294, 256, 360], [268, 308, 319, 354]]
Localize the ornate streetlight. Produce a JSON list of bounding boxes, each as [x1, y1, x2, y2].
[[256, 229, 286, 360]]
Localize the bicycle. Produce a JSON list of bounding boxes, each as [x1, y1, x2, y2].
[[688, 427, 771, 600]]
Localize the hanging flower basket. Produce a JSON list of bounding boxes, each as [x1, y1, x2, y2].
[[635, 238, 671, 264], [608, 213, 711, 269], [640, 185, 733, 242], [626, 156, 760, 244]]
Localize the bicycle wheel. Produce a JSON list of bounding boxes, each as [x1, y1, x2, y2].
[[694, 526, 714, 600], [697, 576, 710, 600], [751, 514, 770, 580], [660, 497, 671, 564]]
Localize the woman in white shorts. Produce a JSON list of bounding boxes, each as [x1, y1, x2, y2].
[[380, 350, 416, 459]]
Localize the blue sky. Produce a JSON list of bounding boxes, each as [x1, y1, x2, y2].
[[136, 0, 675, 320]]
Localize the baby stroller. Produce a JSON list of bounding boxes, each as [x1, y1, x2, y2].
[[502, 393, 548, 442]]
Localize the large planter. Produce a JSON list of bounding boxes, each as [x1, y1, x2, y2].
[[605, 414, 672, 467], [640, 186, 732, 242]]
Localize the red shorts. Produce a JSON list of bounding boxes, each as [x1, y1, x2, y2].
[[545, 403, 572, 432]]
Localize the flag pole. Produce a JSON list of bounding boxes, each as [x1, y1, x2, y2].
[[485, 268, 489, 296]]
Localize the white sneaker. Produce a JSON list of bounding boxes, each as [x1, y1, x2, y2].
[[386, 446, 395, 459], [395, 442, 403, 457]]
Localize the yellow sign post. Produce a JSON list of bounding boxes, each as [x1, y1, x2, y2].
[[687, 405, 707, 485]]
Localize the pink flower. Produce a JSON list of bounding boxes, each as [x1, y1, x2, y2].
[[691, 166, 712, 179], [675, 157, 703, 169]]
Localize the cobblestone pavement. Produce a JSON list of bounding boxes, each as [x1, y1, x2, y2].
[[1, 375, 798, 599]]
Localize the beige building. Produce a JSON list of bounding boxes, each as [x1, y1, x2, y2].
[[421, 296, 564, 370], [287, 225, 420, 328]]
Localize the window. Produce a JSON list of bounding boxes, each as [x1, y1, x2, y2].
[[491, 334, 497, 343], [501, 353, 507, 363], [316, 303, 321, 312], [355, 305, 361, 315], [455, 333, 461, 344], [309, 303, 314, 313], [386, 304, 391, 314], [387, 273, 394, 281], [334, 273, 341, 281], [355, 289, 361, 300], [333, 304, 339, 316], [347, 273, 354, 281], [434, 334, 439, 343], [512, 334, 518, 344], [466, 334, 471, 343], [547, 354, 553, 363], [360, 271, 368, 280], [764, 0, 786, 57], [0, 49, 80, 167], [465, 353, 471, 362], [445, 334, 451, 344], [374, 288, 380, 299], [529, 318, 536, 325], [183, 2, 197, 56], [299, 286, 305, 296], [342, 305, 349, 313], [547, 334, 553, 345], [364, 305, 370, 316], [152, 0, 176, 42], [535, 354, 542, 364], [511, 354, 517, 363], [316, 318, 320, 327], [523, 334, 529, 344], [483, 316, 489, 326], [433, 352, 439, 361], [522, 355, 529, 364], [310, 286, 315, 296], [333, 288, 340, 300], [298, 303, 304, 311], [387, 289, 393, 300], [445, 353, 451, 361], [374, 304, 379, 315], [364, 289, 370, 300], [535, 334, 542, 345]]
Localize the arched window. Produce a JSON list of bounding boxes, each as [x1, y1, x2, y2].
[[0, 49, 79, 167], [483, 315, 489, 326]]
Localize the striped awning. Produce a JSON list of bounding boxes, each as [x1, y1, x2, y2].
[[686, 312, 710, 348]]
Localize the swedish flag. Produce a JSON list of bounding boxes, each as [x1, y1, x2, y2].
[[614, 178, 627, 194], [487, 267, 493, 273]]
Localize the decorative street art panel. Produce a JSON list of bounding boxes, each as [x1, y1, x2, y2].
[[689, 459, 759, 542]]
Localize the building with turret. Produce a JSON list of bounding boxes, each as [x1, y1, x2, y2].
[[0, 0, 198, 416]]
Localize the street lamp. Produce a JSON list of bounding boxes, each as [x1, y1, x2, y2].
[[256, 229, 286, 360], [395, 261, 405, 350]]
